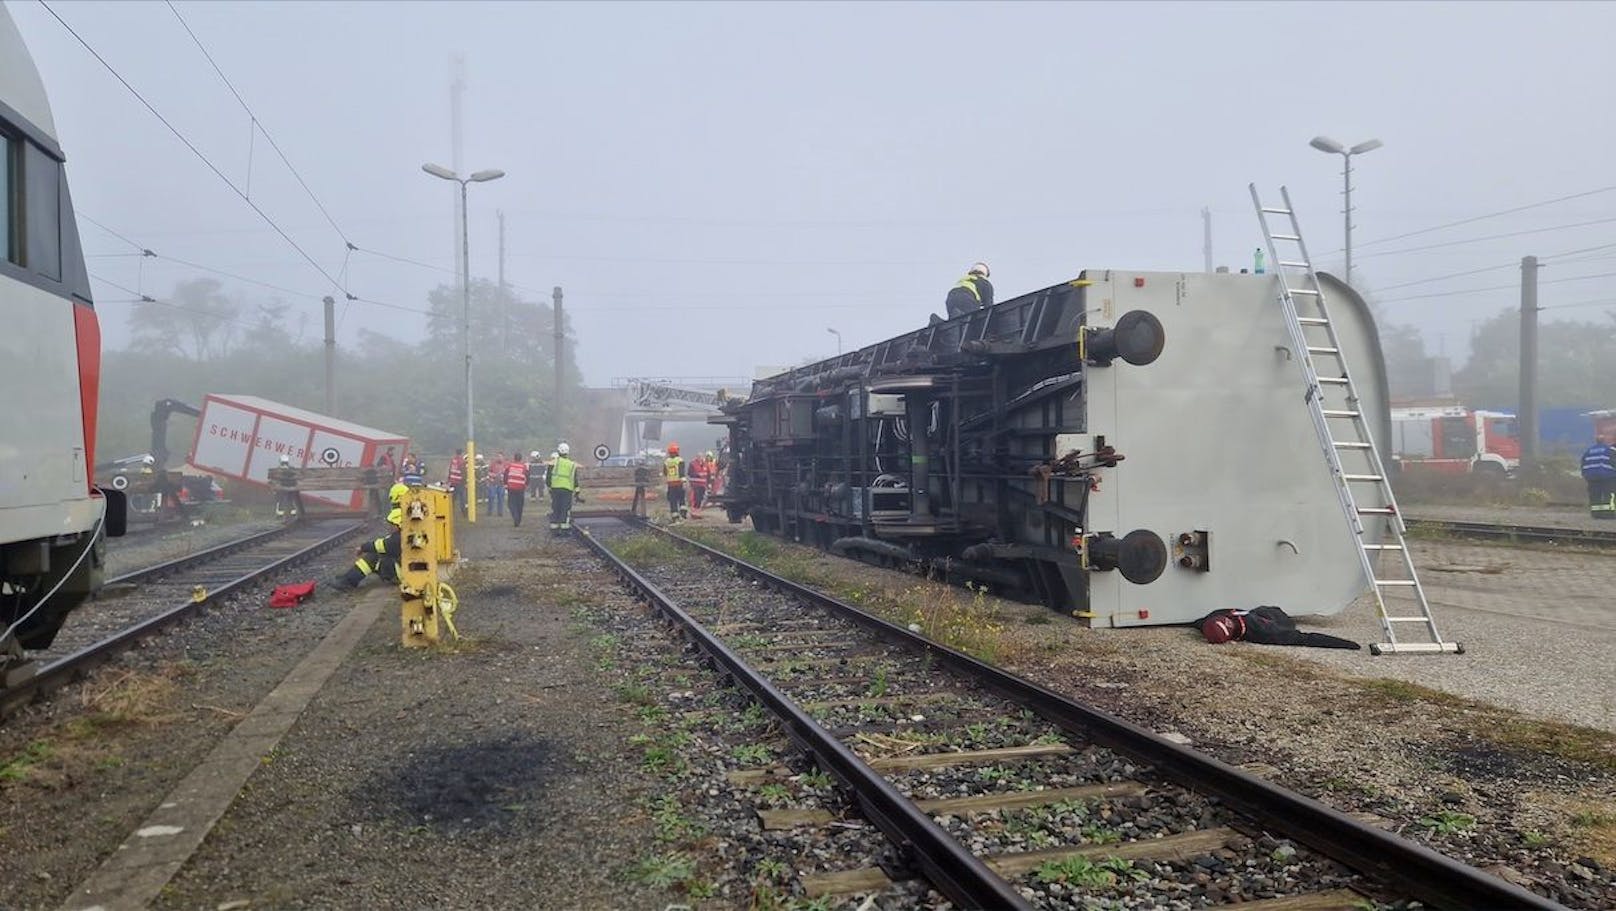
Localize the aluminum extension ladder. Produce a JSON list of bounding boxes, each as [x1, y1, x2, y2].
[[1250, 185, 1462, 655]]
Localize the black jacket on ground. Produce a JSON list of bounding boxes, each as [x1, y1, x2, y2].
[[1201, 606, 1361, 650]]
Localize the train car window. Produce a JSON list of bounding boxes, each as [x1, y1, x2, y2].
[[58, 172, 93, 305], [0, 132, 15, 265], [23, 141, 61, 281]]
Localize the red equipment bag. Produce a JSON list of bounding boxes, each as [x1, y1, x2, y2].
[[269, 581, 317, 609]]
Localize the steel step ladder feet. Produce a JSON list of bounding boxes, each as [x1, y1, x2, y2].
[[1250, 184, 1462, 655]]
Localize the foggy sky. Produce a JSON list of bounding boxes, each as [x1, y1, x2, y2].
[[12, 0, 1616, 386]]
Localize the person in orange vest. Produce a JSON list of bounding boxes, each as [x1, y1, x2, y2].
[[664, 443, 688, 520], [447, 448, 467, 518], [503, 454, 529, 526], [688, 450, 711, 515]]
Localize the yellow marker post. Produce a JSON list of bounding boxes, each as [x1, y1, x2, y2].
[[398, 489, 441, 648]]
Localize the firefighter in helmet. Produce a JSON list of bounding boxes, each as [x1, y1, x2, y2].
[[334, 482, 409, 589]]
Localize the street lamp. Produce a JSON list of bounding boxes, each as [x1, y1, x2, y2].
[[421, 162, 506, 523], [1309, 136, 1382, 285], [827, 327, 842, 355]]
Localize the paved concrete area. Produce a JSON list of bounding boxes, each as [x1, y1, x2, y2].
[[1292, 539, 1616, 733], [1407, 503, 1604, 531]]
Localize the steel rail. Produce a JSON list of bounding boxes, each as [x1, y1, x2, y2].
[[575, 522, 1033, 911], [4, 520, 367, 720], [108, 522, 299, 585], [632, 521, 1564, 911], [1407, 518, 1616, 549]]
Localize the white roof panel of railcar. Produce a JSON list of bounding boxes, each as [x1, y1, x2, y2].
[[0, 7, 59, 143], [206, 394, 407, 442]]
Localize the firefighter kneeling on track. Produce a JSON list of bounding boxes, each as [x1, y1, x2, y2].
[[334, 482, 410, 589]]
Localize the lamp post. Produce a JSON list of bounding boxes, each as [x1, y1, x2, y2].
[[421, 162, 505, 523], [827, 327, 842, 355], [1308, 136, 1382, 285]]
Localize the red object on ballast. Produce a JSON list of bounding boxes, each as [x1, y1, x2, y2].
[[1133, 277, 1145, 287], [269, 581, 317, 608]]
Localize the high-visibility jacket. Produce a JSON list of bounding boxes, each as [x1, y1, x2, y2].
[[447, 455, 465, 487], [689, 458, 710, 486], [550, 456, 579, 492], [664, 456, 685, 486], [505, 461, 529, 491]]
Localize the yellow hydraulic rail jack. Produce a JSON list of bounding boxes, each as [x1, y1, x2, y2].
[[397, 488, 460, 647]]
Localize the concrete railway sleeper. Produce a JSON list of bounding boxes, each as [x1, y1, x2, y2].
[[576, 517, 1565, 910], [1, 518, 368, 720]]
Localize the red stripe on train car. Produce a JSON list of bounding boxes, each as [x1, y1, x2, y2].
[[74, 302, 101, 492]]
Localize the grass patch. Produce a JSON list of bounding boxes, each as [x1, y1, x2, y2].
[[1490, 717, 1616, 772], [608, 533, 687, 564], [629, 851, 697, 887], [0, 741, 54, 782], [1035, 855, 1143, 887], [1358, 678, 1469, 708], [1419, 810, 1476, 835]]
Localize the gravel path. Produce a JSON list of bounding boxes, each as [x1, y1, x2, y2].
[[0, 533, 364, 909], [151, 518, 668, 910]]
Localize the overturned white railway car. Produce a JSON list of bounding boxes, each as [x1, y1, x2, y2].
[[715, 271, 1389, 627]]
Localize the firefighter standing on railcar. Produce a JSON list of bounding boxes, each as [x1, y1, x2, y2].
[[334, 482, 410, 589], [548, 442, 580, 533]]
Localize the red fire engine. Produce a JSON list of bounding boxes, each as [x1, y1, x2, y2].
[[1389, 406, 1519, 476]]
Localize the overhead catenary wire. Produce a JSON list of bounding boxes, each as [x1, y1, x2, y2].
[[1372, 241, 1616, 292], [40, 1, 347, 296], [1377, 269, 1616, 304], [163, 0, 355, 250], [1356, 215, 1616, 262], [1345, 184, 1616, 253]]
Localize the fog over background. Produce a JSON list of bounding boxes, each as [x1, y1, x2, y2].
[[13, 0, 1616, 385]]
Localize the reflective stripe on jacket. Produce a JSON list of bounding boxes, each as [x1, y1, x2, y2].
[[1583, 444, 1616, 478], [505, 461, 529, 491], [664, 456, 684, 486]]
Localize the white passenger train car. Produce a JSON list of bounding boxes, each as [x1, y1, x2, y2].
[[0, 6, 121, 656]]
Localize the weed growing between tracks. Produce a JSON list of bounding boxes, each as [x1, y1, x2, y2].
[[0, 663, 195, 789]]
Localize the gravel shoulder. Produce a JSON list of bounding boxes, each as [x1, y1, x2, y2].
[[0, 529, 365, 909], [674, 517, 1616, 907], [152, 517, 668, 910]]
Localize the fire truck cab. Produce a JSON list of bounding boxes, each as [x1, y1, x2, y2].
[[1390, 406, 1519, 476]]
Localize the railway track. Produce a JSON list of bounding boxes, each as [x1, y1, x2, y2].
[[577, 517, 1564, 910], [1406, 518, 1616, 549], [2, 518, 368, 720]]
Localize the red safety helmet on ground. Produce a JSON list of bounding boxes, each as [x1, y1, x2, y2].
[[1201, 612, 1246, 644]]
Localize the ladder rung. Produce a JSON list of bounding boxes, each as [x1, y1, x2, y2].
[[1297, 317, 1330, 325], [1261, 207, 1292, 215], [1385, 616, 1433, 622], [1342, 474, 1384, 482], [1291, 288, 1320, 296], [1374, 579, 1418, 587], [1318, 377, 1350, 385], [1371, 642, 1463, 655], [1333, 441, 1372, 449], [1357, 507, 1396, 515], [1306, 346, 1339, 355], [1362, 544, 1404, 550], [1273, 233, 1301, 241], [1321, 409, 1361, 418], [1279, 260, 1310, 268]]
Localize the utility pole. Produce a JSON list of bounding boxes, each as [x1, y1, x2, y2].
[[553, 286, 565, 433], [322, 296, 336, 415], [1202, 207, 1213, 272], [498, 210, 507, 352], [1519, 255, 1540, 467]]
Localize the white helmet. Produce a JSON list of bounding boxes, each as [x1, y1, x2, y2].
[[530, 450, 541, 459], [969, 261, 990, 278], [142, 455, 156, 465], [549, 451, 559, 460], [279, 454, 291, 465], [557, 442, 570, 456]]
